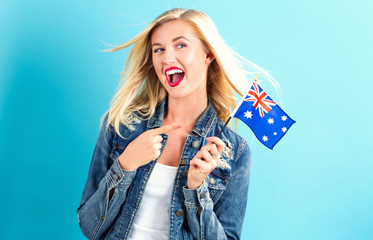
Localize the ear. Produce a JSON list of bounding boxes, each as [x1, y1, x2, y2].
[[205, 53, 215, 65]]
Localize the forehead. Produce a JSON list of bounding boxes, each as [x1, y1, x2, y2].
[[151, 20, 198, 43]]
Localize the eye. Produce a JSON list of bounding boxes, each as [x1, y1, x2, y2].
[[176, 43, 186, 49], [153, 48, 164, 53]]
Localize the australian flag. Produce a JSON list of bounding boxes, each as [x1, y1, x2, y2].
[[232, 81, 295, 149]]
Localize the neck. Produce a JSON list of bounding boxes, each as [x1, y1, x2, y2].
[[164, 96, 208, 130]]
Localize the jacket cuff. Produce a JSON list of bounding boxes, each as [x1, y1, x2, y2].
[[183, 181, 211, 208], [106, 160, 136, 188]]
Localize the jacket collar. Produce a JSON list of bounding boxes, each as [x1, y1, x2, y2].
[[147, 98, 218, 137]]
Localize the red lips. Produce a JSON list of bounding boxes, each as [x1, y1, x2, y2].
[[164, 66, 185, 87]]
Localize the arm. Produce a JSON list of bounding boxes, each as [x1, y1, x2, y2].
[[77, 118, 137, 239], [183, 140, 251, 239], [77, 119, 182, 239]]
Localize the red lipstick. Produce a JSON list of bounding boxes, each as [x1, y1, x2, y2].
[[164, 66, 185, 87]]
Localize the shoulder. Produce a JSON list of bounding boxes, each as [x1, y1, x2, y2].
[[100, 111, 148, 147]]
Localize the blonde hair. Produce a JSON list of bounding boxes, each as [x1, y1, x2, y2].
[[103, 8, 278, 135]]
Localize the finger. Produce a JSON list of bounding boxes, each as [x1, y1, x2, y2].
[[210, 144, 218, 155], [194, 150, 204, 159], [201, 150, 220, 169], [200, 142, 213, 151], [154, 135, 163, 143], [154, 143, 162, 151], [201, 149, 214, 163], [190, 157, 210, 172], [206, 137, 225, 154], [201, 143, 218, 157], [203, 152, 220, 173], [153, 149, 161, 159], [151, 123, 182, 135]]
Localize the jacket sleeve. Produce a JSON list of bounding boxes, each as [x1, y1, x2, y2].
[[183, 140, 251, 240], [77, 118, 137, 239]]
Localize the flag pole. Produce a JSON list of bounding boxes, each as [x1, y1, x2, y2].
[[216, 74, 259, 138], [217, 116, 231, 138]]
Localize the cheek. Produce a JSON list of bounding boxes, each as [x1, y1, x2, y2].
[[152, 57, 163, 76], [188, 49, 206, 65], [187, 55, 207, 76]]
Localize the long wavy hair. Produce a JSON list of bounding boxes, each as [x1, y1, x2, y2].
[[103, 8, 278, 136]]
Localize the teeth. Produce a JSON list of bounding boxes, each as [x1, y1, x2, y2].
[[166, 69, 184, 75]]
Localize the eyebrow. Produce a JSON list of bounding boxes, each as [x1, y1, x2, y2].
[[172, 36, 189, 42], [152, 36, 189, 47]]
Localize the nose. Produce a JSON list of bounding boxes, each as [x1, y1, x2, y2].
[[162, 49, 176, 65]]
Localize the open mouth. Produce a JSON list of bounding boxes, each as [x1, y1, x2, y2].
[[165, 67, 185, 87]]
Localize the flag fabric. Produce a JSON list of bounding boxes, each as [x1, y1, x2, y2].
[[232, 81, 295, 149]]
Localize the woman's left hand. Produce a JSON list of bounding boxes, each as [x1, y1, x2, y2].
[[187, 137, 226, 189]]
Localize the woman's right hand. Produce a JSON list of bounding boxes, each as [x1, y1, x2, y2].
[[118, 123, 181, 171]]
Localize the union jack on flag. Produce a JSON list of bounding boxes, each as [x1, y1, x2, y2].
[[232, 81, 295, 149], [244, 82, 277, 118]]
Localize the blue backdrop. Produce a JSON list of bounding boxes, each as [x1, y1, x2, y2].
[[1, 0, 372, 239]]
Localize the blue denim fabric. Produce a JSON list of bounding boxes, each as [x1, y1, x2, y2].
[[77, 100, 252, 240]]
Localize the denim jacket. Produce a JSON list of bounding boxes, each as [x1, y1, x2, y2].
[[77, 100, 252, 240]]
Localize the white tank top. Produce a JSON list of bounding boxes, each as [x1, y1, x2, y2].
[[128, 162, 178, 240]]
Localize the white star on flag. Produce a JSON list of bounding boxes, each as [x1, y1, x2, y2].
[[267, 118, 274, 124], [281, 115, 288, 121], [281, 127, 287, 132], [274, 132, 277, 135], [244, 110, 252, 119], [262, 135, 268, 141]]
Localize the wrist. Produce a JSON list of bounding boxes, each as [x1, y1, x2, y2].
[[118, 154, 137, 171], [187, 180, 203, 190]]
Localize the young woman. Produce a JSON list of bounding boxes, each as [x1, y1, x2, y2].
[[78, 8, 268, 239]]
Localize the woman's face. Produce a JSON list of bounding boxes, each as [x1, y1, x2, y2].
[[151, 20, 214, 102]]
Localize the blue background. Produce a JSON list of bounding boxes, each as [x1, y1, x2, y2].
[[1, 0, 372, 239]]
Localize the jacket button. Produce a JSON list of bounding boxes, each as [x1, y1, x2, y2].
[[113, 173, 119, 180], [200, 192, 205, 198], [191, 141, 199, 149], [175, 209, 184, 217], [209, 178, 215, 185]]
